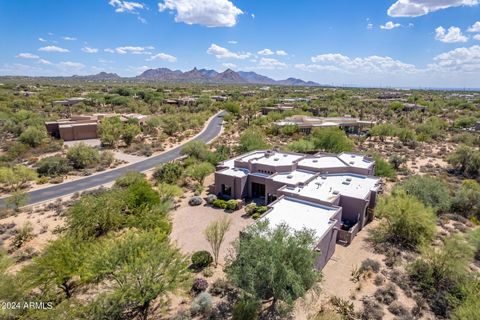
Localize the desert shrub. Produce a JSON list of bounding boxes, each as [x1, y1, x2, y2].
[[387, 301, 411, 318], [10, 222, 33, 250], [245, 203, 257, 216], [211, 301, 232, 319], [206, 194, 217, 204], [153, 161, 184, 184], [191, 250, 213, 270], [448, 144, 480, 178], [36, 156, 72, 177], [329, 296, 355, 320], [113, 172, 146, 188], [287, 139, 316, 153], [66, 143, 100, 169], [372, 190, 436, 250], [187, 162, 215, 185], [99, 150, 115, 167], [373, 154, 396, 179], [226, 199, 239, 211], [191, 278, 209, 294], [399, 175, 451, 213], [408, 235, 475, 318], [212, 199, 227, 209], [19, 126, 47, 148], [188, 196, 203, 206], [451, 179, 480, 220], [232, 298, 260, 320], [373, 275, 384, 286], [374, 283, 397, 305], [256, 206, 268, 214], [238, 127, 269, 152], [359, 258, 381, 273], [190, 292, 213, 316], [311, 127, 354, 153], [210, 278, 235, 298], [280, 124, 299, 136], [361, 298, 384, 320]]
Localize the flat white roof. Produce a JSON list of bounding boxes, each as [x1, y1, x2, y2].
[[219, 167, 249, 178], [262, 197, 338, 239], [284, 173, 380, 202], [338, 153, 374, 169], [298, 156, 348, 170], [272, 170, 316, 185], [251, 152, 304, 166]]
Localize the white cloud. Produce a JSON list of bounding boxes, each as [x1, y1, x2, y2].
[[147, 52, 177, 62], [380, 21, 401, 30], [16, 53, 40, 59], [222, 62, 237, 69], [276, 50, 288, 56], [429, 45, 480, 72], [106, 46, 154, 54], [435, 26, 468, 43], [158, 0, 243, 27], [109, 0, 144, 14], [306, 53, 418, 74], [127, 65, 151, 73], [367, 23, 373, 30], [228, 40, 238, 44], [137, 16, 147, 24], [388, 0, 478, 17], [257, 57, 287, 69], [467, 21, 480, 32], [38, 59, 52, 65], [62, 36, 77, 41], [258, 48, 274, 55], [207, 44, 251, 59], [38, 45, 70, 53], [38, 37, 47, 42], [475, 34, 480, 40], [82, 47, 99, 53]]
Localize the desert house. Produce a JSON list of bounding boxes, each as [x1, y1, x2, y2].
[[214, 150, 381, 269]]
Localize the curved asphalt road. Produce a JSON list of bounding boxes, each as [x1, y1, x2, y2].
[[0, 112, 225, 207]]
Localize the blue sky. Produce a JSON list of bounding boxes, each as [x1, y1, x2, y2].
[[1, 0, 479, 88]]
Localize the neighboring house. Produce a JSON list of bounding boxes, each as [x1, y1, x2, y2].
[[45, 113, 148, 141], [261, 103, 297, 115], [211, 95, 228, 102], [275, 115, 375, 134], [214, 150, 381, 269], [51, 97, 90, 107]]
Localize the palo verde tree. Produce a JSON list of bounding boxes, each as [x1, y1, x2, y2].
[[84, 229, 191, 320], [372, 190, 437, 250], [225, 221, 320, 315], [204, 217, 232, 267]]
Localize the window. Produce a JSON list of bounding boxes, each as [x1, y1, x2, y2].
[[221, 184, 232, 196]]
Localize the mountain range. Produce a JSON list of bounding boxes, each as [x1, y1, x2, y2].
[[3, 68, 320, 86]]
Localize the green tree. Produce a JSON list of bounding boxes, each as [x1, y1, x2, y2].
[[448, 145, 480, 178], [36, 156, 72, 177], [238, 127, 269, 152], [451, 179, 480, 219], [399, 176, 451, 213], [187, 162, 215, 185], [204, 217, 232, 267], [5, 190, 29, 211], [181, 140, 209, 160], [372, 190, 436, 250], [370, 123, 396, 142], [373, 155, 396, 179], [121, 123, 141, 146], [0, 165, 37, 190], [98, 116, 123, 147], [225, 101, 240, 115], [153, 162, 184, 184], [225, 221, 320, 314], [311, 127, 354, 153], [23, 237, 87, 299], [19, 126, 48, 148], [85, 230, 190, 320], [66, 143, 100, 169], [287, 139, 316, 153]]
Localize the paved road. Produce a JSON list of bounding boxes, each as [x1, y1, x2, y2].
[[0, 112, 225, 207]]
